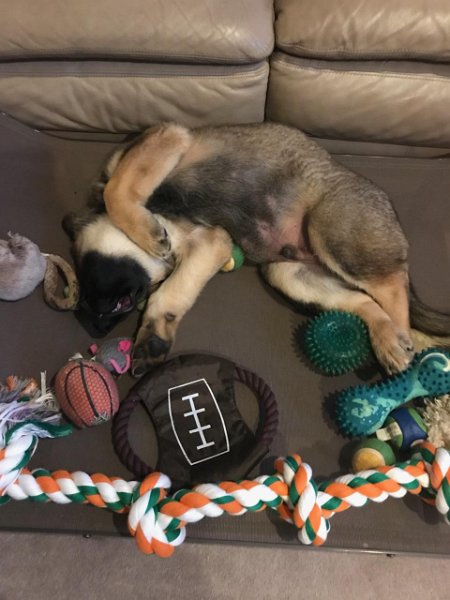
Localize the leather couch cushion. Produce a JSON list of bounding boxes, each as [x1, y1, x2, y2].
[[2, 0, 274, 63], [267, 52, 450, 147], [0, 61, 269, 132], [275, 0, 450, 61]]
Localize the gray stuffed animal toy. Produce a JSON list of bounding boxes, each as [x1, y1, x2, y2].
[[0, 232, 47, 300], [0, 232, 79, 309]]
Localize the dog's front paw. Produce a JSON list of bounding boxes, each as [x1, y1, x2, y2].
[[131, 320, 175, 376], [132, 335, 172, 376], [370, 321, 414, 374], [144, 221, 174, 264]]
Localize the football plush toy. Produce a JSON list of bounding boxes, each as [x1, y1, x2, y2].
[[54, 359, 119, 428]]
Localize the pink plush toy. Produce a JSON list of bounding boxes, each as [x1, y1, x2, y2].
[[89, 337, 133, 375]]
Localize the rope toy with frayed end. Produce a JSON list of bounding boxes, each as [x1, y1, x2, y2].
[[1, 418, 448, 556]]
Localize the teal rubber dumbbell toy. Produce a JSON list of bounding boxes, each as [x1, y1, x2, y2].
[[335, 348, 450, 437]]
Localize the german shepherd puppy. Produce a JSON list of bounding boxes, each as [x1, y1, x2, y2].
[[63, 122, 450, 376]]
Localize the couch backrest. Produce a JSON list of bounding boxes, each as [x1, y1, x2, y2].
[[268, 0, 450, 147], [1, 0, 450, 147], [0, 0, 273, 132]]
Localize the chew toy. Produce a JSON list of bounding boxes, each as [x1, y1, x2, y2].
[[221, 244, 245, 272], [376, 407, 428, 451], [43, 253, 79, 311], [421, 394, 450, 449], [303, 311, 371, 375], [351, 438, 396, 472], [335, 348, 450, 437], [1, 414, 448, 556]]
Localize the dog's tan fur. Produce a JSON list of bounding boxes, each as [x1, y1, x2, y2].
[[104, 124, 194, 260], [131, 222, 232, 375], [67, 122, 450, 375]]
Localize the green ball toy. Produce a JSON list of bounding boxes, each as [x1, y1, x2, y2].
[[303, 311, 371, 376], [221, 244, 245, 272], [351, 438, 396, 473]]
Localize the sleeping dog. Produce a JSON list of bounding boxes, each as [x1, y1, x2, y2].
[[63, 122, 450, 375]]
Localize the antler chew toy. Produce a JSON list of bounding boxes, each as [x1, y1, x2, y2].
[[335, 348, 450, 437]]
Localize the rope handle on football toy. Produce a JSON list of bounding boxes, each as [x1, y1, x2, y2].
[[112, 365, 279, 479], [1, 431, 449, 557]]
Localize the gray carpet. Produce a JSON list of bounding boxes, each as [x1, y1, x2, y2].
[[0, 532, 449, 599]]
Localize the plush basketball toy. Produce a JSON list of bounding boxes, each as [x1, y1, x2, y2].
[[54, 359, 119, 428]]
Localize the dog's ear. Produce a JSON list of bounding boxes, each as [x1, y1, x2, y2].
[[62, 210, 96, 241]]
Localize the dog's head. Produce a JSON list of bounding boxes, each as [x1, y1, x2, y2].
[[63, 211, 171, 337]]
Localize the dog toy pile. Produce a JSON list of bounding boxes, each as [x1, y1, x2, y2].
[[303, 311, 371, 375], [336, 348, 450, 436], [0, 232, 79, 310], [0, 383, 449, 557]]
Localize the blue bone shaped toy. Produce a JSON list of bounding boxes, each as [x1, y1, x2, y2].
[[335, 348, 450, 437]]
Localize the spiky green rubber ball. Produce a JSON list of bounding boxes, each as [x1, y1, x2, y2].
[[304, 311, 371, 375]]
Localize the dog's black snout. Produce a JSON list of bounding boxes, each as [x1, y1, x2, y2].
[[147, 335, 171, 358]]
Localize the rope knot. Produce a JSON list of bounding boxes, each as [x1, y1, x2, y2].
[[128, 472, 186, 557], [415, 442, 450, 523], [275, 454, 330, 546]]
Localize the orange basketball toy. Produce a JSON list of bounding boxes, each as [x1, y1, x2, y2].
[[54, 359, 119, 428]]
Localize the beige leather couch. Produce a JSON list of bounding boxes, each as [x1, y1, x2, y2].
[[1, 0, 450, 554], [1, 0, 450, 149]]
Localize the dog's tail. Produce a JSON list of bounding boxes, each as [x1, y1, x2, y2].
[[410, 287, 450, 350]]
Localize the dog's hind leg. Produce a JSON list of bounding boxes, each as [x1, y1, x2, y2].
[[132, 225, 232, 375], [262, 261, 414, 373], [104, 123, 193, 261]]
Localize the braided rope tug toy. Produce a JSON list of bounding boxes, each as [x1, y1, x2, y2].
[[1, 382, 449, 557]]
